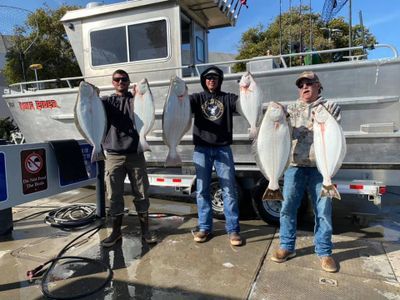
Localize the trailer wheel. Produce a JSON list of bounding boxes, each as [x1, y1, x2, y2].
[[252, 177, 308, 225], [210, 180, 242, 220]]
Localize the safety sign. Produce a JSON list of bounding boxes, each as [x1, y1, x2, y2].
[[21, 149, 48, 194], [0, 153, 7, 201]]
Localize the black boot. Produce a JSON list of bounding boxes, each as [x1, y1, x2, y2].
[[101, 215, 123, 247], [138, 212, 157, 244]]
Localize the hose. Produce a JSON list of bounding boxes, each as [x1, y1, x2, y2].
[[24, 205, 113, 299]]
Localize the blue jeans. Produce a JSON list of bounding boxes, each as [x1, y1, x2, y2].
[[280, 166, 333, 257], [193, 145, 240, 234]]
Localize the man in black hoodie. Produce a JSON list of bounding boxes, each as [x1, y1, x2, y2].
[[100, 69, 156, 247], [190, 66, 242, 246]]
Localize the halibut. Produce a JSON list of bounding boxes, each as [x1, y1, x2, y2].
[[134, 78, 155, 152], [238, 72, 262, 139], [74, 81, 107, 163], [313, 104, 346, 200], [162, 76, 192, 166], [255, 102, 291, 201]]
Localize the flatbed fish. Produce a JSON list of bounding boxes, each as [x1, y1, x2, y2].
[[254, 102, 291, 201], [162, 76, 191, 166], [134, 78, 155, 152], [238, 72, 262, 139], [313, 104, 346, 200], [74, 81, 107, 163]]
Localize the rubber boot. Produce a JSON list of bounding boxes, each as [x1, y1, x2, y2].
[[101, 215, 123, 247], [138, 212, 157, 244]]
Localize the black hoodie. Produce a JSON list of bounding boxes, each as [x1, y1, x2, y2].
[[190, 66, 238, 147]]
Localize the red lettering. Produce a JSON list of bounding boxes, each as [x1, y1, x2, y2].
[[18, 102, 35, 111]]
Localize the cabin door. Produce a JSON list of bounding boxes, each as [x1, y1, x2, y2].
[[180, 14, 207, 77]]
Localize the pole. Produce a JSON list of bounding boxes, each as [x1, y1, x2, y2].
[[309, 0, 313, 51], [349, 0, 352, 57], [279, 0, 282, 55], [289, 0, 292, 67], [96, 160, 106, 218]]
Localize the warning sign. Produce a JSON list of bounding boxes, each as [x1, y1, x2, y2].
[[21, 149, 47, 194]]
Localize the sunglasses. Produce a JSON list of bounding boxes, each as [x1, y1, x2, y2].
[[113, 77, 129, 83], [297, 81, 317, 89], [205, 75, 219, 80]]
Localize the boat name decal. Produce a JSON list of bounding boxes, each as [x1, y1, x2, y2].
[[18, 100, 59, 111]]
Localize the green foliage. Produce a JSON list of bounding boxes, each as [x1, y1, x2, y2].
[[0, 117, 18, 141], [3, 5, 82, 84], [235, 5, 377, 70]]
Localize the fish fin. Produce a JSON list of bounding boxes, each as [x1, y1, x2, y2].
[[321, 184, 341, 200], [249, 127, 258, 140], [165, 149, 182, 166], [262, 188, 284, 201]]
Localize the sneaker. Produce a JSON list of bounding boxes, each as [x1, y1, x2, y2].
[[320, 256, 338, 273], [271, 248, 296, 263], [193, 230, 211, 243], [101, 232, 122, 247], [229, 232, 243, 246]]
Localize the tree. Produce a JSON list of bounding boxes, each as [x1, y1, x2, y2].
[[3, 5, 81, 84], [235, 5, 376, 68]]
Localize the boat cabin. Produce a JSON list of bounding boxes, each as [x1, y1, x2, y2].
[[61, 0, 244, 86]]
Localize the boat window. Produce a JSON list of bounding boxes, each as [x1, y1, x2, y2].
[[90, 19, 168, 66], [128, 20, 168, 61], [91, 27, 127, 66], [196, 37, 205, 63]]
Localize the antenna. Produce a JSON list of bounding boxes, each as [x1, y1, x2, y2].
[[0, 5, 39, 81]]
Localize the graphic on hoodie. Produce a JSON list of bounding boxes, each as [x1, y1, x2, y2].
[[201, 97, 224, 121]]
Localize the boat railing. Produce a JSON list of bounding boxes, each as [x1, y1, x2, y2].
[[5, 44, 398, 94]]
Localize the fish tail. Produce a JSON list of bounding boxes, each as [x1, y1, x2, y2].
[[140, 138, 151, 152], [165, 149, 182, 166], [321, 184, 341, 200], [249, 127, 258, 140], [262, 188, 284, 201], [91, 147, 106, 163]]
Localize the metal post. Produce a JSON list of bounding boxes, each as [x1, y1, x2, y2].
[[349, 0, 352, 57], [279, 0, 282, 55], [0, 139, 13, 236], [96, 160, 106, 218]]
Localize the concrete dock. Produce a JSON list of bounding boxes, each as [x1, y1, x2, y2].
[[0, 187, 399, 299]]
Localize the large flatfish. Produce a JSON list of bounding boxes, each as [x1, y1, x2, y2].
[[162, 76, 191, 166], [254, 102, 291, 201], [238, 72, 262, 139], [134, 78, 155, 152], [313, 104, 346, 200], [74, 81, 107, 163]]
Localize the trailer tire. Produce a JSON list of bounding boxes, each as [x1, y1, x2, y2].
[[210, 180, 242, 220], [252, 177, 308, 225]]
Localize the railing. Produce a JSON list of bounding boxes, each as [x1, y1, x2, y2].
[[5, 44, 398, 94]]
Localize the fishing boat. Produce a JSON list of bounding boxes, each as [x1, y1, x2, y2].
[[2, 0, 399, 221]]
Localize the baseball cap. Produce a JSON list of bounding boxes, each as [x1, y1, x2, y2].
[[204, 69, 221, 77], [295, 71, 320, 87]]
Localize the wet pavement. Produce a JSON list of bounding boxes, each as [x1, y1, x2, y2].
[[0, 186, 399, 299]]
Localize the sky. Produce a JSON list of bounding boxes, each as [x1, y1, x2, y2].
[[1, 0, 400, 59]]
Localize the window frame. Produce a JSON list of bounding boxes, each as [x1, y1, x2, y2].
[[89, 17, 171, 68]]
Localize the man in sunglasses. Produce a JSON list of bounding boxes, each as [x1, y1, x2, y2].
[[271, 71, 341, 273], [190, 66, 242, 246], [100, 69, 157, 247]]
